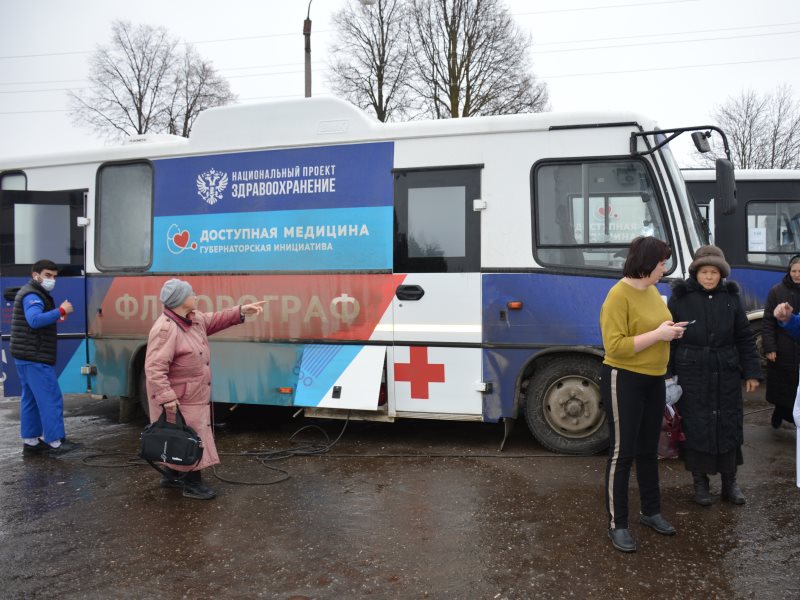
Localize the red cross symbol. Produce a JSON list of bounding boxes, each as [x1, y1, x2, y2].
[[394, 346, 445, 400]]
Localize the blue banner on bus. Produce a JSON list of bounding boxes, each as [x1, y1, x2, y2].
[[150, 142, 394, 272], [150, 206, 391, 272]]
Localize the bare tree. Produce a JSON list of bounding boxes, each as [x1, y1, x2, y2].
[[166, 45, 236, 137], [69, 20, 235, 140], [695, 86, 800, 169], [763, 86, 800, 168], [328, 0, 413, 122], [407, 0, 549, 118]]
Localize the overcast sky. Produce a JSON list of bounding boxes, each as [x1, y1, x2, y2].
[[1, 0, 799, 165]]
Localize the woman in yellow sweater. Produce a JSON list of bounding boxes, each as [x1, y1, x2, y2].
[[599, 236, 687, 553]]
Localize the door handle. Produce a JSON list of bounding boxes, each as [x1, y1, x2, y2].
[[396, 284, 425, 301]]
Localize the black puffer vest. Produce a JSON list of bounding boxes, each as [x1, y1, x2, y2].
[[11, 281, 58, 365]]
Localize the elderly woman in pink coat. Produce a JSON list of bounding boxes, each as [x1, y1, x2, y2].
[[144, 278, 264, 500]]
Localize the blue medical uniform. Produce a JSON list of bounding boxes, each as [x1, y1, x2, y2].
[[779, 313, 800, 338], [14, 293, 66, 443]]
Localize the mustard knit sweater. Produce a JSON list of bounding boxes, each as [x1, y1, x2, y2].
[[599, 280, 672, 376]]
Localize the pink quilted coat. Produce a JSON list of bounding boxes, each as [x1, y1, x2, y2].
[[144, 306, 243, 471]]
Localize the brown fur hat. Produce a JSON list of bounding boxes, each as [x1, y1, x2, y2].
[[688, 245, 730, 278]]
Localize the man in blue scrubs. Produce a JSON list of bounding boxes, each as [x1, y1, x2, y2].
[[10, 259, 80, 455]]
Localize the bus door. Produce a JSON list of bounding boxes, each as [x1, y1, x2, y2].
[[391, 167, 484, 416], [0, 189, 89, 397]]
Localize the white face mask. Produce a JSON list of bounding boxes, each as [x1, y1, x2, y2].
[[38, 277, 56, 292]]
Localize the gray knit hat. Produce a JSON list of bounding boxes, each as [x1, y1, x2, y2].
[[159, 278, 194, 309], [688, 245, 730, 278]]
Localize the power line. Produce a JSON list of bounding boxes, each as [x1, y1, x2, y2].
[[8, 23, 797, 92], [0, 0, 700, 61], [190, 30, 332, 45], [1, 53, 798, 115], [239, 93, 311, 101], [515, 0, 698, 16], [226, 68, 313, 79], [2, 51, 798, 99], [0, 65, 333, 93], [0, 30, 336, 60], [219, 61, 322, 72], [0, 68, 320, 93], [3, 19, 795, 86], [0, 87, 87, 94], [533, 20, 800, 46], [0, 93, 319, 114], [1, 24, 793, 89], [541, 55, 800, 79], [535, 28, 800, 54], [0, 78, 86, 86], [0, 49, 93, 60], [0, 62, 327, 87], [0, 108, 70, 115]]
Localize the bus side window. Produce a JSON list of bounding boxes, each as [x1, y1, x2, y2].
[[0, 171, 27, 190], [534, 160, 670, 272], [393, 167, 481, 273], [746, 200, 800, 266], [96, 162, 153, 271]]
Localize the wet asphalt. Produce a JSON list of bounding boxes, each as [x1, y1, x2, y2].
[[0, 389, 798, 600]]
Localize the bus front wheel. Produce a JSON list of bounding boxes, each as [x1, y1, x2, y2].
[[524, 356, 608, 455], [749, 318, 766, 368]]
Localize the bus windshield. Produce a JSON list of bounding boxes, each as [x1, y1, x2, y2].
[[658, 144, 707, 250]]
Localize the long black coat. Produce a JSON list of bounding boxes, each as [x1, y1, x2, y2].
[[668, 279, 763, 455], [761, 275, 800, 410]]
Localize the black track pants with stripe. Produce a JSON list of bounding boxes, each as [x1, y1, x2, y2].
[[600, 364, 665, 530]]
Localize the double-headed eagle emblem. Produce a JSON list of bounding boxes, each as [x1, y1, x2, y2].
[[196, 168, 228, 205]]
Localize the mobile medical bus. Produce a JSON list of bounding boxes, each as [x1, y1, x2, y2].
[[1, 98, 733, 454], [684, 168, 800, 316]]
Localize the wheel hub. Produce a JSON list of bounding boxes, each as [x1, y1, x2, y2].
[[544, 375, 603, 438], [565, 398, 584, 417]]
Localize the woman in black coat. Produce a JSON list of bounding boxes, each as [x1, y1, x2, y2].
[[668, 246, 762, 506], [761, 255, 800, 428]]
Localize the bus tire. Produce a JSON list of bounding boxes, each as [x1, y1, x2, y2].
[[524, 355, 608, 455], [117, 396, 140, 424], [137, 367, 150, 419], [748, 318, 766, 368]]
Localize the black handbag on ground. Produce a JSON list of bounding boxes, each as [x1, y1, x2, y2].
[[139, 406, 203, 477]]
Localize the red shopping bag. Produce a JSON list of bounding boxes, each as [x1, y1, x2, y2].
[[658, 405, 686, 459]]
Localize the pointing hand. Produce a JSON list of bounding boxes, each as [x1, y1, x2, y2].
[[240, 300, 266, 316]]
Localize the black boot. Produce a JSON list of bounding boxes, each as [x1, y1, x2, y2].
[[160, 467, 185, 489], [721, 472, 746, 505], [692, 472, 713, 506], [771, 407, 782, 429], [183, 470, 216, 500]]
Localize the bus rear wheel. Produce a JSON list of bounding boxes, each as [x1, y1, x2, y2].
[[137, 365, 227, 424], [524, 355, 608, 455], [137, 368, 150, 419]]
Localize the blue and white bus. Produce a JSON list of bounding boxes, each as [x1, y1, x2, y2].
[[684, 168, 800, 325], [1, 98, 732, 454]]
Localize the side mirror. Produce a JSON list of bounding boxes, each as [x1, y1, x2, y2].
[[692, 131, 711, 153], [715, 158, 737, 216]]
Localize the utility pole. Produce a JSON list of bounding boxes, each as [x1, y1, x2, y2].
[[304, 0, 313, 98], [304, 0, 376, 98]]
